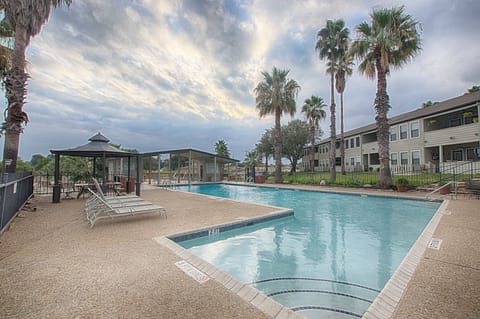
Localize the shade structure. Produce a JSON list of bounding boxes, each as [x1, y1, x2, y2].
[[50, 133, 139, 203]]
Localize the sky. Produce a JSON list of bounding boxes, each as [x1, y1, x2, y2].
[[2, 0, 479, 162]]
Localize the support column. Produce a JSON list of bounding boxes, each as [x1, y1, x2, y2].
[[214, 156, 217, 182], [157, 155, 161, 185], [136, 155, 141, 196], [52, 153, 61, 203], [188, 151, 192, 185], [127, 157, 131, 193]]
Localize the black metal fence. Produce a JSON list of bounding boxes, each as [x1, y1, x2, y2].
[[0, 172, 34, 234], [283, 160, 480, 187]]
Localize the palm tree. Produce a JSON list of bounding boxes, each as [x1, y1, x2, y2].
[[215, 139, 230, 158], [255, 67, 300, 184], [335, 52, 354, 175], [301, 95, 326, 172], [1, 0, 72, 173], [244, 150, 260, 182], [350, 6, 421, 188], [315, 19, 349, 181], [256, 128, 274, 175]]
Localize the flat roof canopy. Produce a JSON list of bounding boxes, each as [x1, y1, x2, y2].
[[142, 149, 239, 164]]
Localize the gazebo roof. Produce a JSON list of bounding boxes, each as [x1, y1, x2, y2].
[[50, 132, 136, 158]]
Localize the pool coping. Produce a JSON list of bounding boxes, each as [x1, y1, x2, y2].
[[154, 184, 446, 319], [154, 206, 302, 319]]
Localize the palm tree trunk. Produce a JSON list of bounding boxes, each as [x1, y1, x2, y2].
[[329, 71, 336, 181], [340, 92, 345, 175], [274, 108, 283, 183], [3, 25, 28, 173], [375, 59, 392, 188], [310, 124, 315, 172]]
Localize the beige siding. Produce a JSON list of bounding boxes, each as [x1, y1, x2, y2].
[[424, 123, 480, 147]]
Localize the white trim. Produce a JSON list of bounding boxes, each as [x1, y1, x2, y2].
[[399, 124, 408, 140], [390, 125, 398, 142], [410, 121, 420, 139]]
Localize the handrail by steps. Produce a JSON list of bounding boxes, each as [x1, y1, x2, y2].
[[425, 181, 455, 199]]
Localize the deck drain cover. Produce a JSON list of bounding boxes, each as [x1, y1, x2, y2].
[[428, 238, 442, 250], [175, 260, 209, 284]]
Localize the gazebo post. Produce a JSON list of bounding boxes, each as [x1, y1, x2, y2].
[[52, 153, 61, 203], [127, 157, 131, 193], [93, 158, 96, 178], [102, 153, 106, 188], [135, 155, 141, 196]]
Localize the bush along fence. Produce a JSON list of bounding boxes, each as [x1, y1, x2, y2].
[[0, 172, 34, 234], [283, 160, 480, 188]]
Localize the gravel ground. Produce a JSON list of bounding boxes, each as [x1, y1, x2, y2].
[[0, 185, 478, 319]]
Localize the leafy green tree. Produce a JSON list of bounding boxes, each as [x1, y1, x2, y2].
[[1, 0, 72, 173], [316, 19, 349, 181], [281, 119, 309, 175], [422, 100, 436, 108], [302, 95, 326, 171], [215, 139, 230, 158], [350, 6, 421, 188], [335, 52, 354, 175], [256, 129, 274, 174], [255, 67, 300, 183], [30, 154, 45, 167], [467, 85, 479, 93]]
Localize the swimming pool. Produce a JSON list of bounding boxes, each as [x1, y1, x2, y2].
[[174, 184, 441, 318]]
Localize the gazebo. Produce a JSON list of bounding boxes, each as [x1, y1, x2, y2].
[[50, 133, 139, 203]]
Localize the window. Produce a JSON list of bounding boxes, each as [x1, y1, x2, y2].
[[466, 148, 476, 160], [412, 150, 421, 165], [350, 157, 355, 166], [410, 122, 419, 138], [345, 140, 349, 149], [449, 118, 461, 127], [400, 124, 408, 140], [350, 138, 354, 148], [452, 150, 463, 161], [390, 153, 398, 165], [390, 126, 397, 141], [400, 152, 409, 165], [356, 136, 360, 147]]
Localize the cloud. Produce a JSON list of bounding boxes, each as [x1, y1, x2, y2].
[[1, 0, 478, 163]]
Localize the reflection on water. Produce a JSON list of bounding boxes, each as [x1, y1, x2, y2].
[[178, 184, 439, 318]]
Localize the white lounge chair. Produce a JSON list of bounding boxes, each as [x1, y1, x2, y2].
[[85, 189, 166, 227]]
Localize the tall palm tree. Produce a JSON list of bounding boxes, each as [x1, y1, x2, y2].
[[301, 95, 326, 172], [1, 0, 72, 173], [255, 67, 300, 184], [335, 52, 354, 175], [315, 19, 349, 181], [244, 150, 260, 182], [350, 6, 421, 188]]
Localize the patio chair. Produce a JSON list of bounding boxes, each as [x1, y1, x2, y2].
[[85, 188, 166, 227]]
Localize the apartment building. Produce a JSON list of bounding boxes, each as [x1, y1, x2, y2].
[[303, 91, 480, 173]]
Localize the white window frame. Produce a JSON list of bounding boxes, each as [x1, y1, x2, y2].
[[452, 149, 463, 161], [410, 121, 419, 139], [400, 151, 409, 165], [390, 126, 397, 142], [399, 124, 408, 140], [390, 152, 398, 165], [411, 150, 421, 165]]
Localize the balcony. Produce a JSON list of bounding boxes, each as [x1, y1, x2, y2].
[[424, 122, 480, 147]]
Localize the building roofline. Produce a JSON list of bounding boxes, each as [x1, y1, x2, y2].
[[316, 91, 480, 144]]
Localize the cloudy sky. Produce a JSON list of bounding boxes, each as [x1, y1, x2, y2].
[[2, 0, 479, 161]]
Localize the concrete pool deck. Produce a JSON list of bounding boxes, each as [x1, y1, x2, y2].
[[0, 184, 478, 318]]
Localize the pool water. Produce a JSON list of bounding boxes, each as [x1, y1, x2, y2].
[[176, 184, 440, 318]]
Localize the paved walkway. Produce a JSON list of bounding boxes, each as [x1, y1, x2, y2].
[[0, 186, 478, 318]]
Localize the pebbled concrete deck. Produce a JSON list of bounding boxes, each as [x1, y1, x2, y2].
[[0, 185, 478, 318]]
